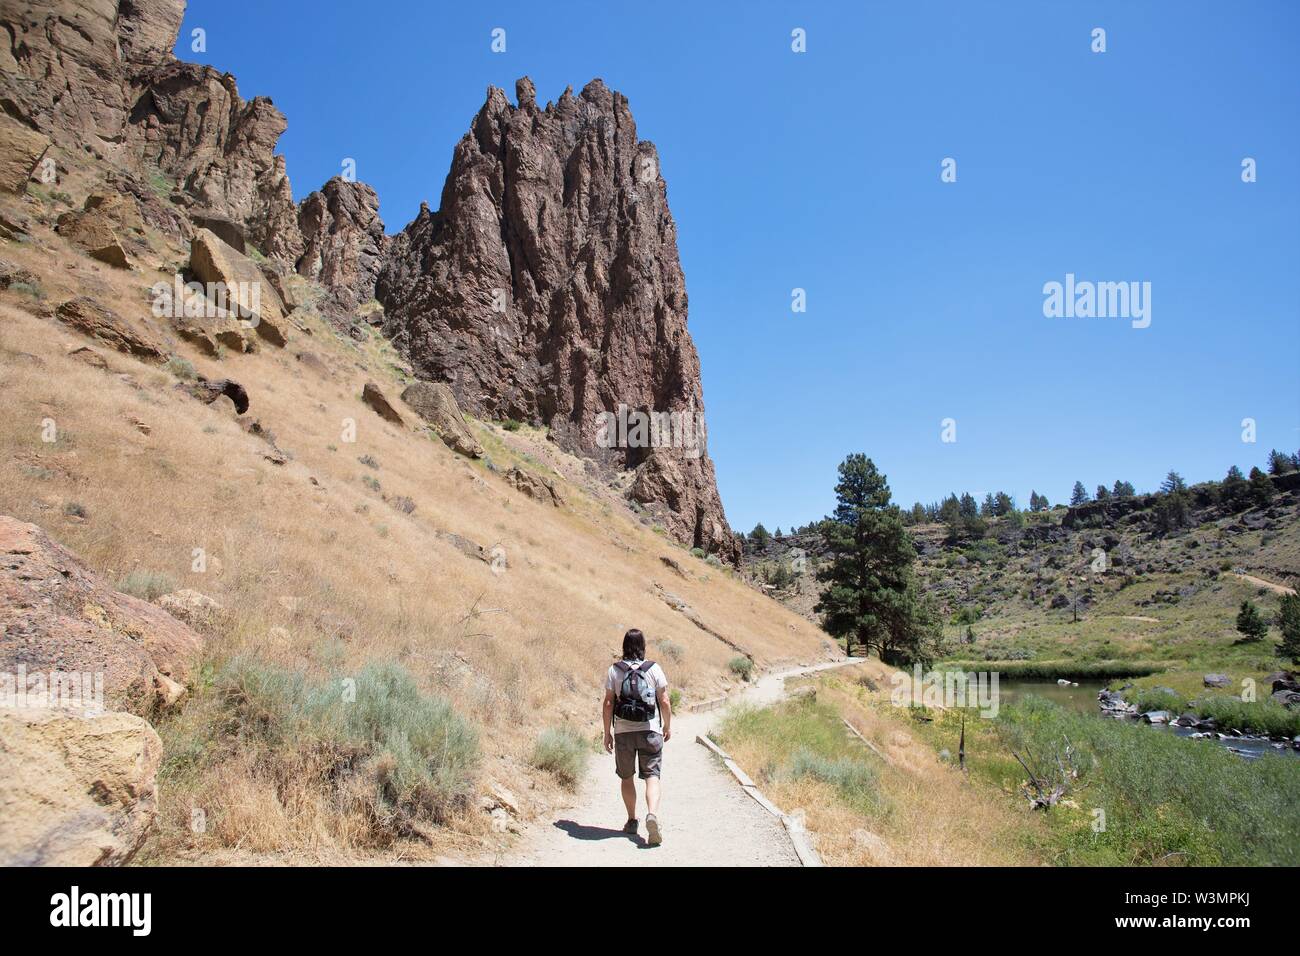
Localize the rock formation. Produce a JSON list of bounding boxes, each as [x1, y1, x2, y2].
[[378, 78, 738, 560], [0, 515, 203, 713], [297, 177, 387, 319], [0, 707, 162, 866]]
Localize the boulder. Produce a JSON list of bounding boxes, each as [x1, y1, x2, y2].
[[1273, 690, 1300, 711], [157, 589, 223, 628], [0, 708, 162, 866], [504, 466, 564, 507], [56, 207, 130, 268], [0, 515, 204, 714], [177, 376, 249, 414], [190, 212, 246, 253], [53, 298, 165, 362], [0, 114, 50, 193], [1203, 673, 1231, 688], [401, 381, 483, 458], [189, 228, 290, 346], [361, 381, 404, 425]]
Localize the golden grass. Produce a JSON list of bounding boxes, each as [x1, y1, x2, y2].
[[722, 661, 1047, 866], [0, 188, 831, 861]]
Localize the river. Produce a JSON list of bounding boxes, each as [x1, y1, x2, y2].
[[995, 679, 1299, 760]]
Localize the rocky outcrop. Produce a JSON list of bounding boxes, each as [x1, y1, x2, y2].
[[504, 467, 564, 508], [0, 707, 163, 866], [54, 297, 166, 362], [188, 228, 290, 345], [297, 177, 387, 319], [377, 77, 738, 560], [400, 381, 483, 458], [361, 381, 404, 425], [0, 0, 183, 161], [0, 515, 203, 714], [126, 61, 303, 262], [0, 113, 50, 193]]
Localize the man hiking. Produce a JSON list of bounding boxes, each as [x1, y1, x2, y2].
[[603, 628, 671, 846]]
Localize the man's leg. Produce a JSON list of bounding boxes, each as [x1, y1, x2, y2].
[[620, 776, 637, 820], [645, 775, 661, 816]]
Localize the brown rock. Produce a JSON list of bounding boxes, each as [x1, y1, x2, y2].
[[361, 381, 404, 425], [400, 381, 483, 458], [179, 376, 249, 414], [0, 112, 51, 193], [56, 207, 130, 268], [297, 177, 387, 320], [54, 298, 165, 362], [0, 515, 204, 715], [377, 78, 737, 560], [0, 708, 162, 866], [504, 466, 564, 507], [68, 346, 108, 369], [189, 228, 290, 346]]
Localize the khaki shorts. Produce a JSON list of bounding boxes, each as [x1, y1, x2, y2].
[[614, 730, 663, 779]]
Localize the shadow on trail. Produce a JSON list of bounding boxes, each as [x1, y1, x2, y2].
[[553, 820, 645, 846]]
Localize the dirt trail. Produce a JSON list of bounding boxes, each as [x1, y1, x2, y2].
[[1232, 572, 1297, 596], [505, 659, 860, 867]]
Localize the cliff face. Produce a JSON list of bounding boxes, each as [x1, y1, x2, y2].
[[0, 3, 737, 559], [378, 78, 738, 560]]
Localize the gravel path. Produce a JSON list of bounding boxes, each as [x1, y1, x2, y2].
[[506, 659, 859, 867]]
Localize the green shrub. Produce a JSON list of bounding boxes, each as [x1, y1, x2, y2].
[[669, 688, 682, 709], [117, 569, 177, 601], [530, 726, 590, 789], [789, 748, 880, 812], [501, 419, 523, 432], [165, 355, 197, 381], [728, 656, 755, 681], [214, 657, 478, 831]]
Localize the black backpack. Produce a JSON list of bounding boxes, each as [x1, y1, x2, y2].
[[613, 660, 658, 722]]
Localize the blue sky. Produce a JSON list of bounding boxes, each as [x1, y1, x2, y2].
[[178, 0, 1300, 532]]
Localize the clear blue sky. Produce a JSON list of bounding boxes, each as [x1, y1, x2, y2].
[[178, 0, 1300, 532]]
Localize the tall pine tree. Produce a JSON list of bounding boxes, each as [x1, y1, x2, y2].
[[814, 454, 938, 665]]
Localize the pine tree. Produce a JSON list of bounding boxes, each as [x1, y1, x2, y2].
[[1268, 449, 1297, 475], [1070, 481, 1089, 506], [1160, 471, 1187, 495], [1095, 484, 1110, 501], [980, 493, 996, 517], [1277, 593, 1300, 665], [994, 491, 1014, 516], [1235, 600, 1268, 643], [1248, 466, 1275, 507], [749, 522, 770, 551], [813, 454, 938, 665], [911, 502, 927, 524], [1112, 479, 1135, 498], [1221, 465, 1248, 510]]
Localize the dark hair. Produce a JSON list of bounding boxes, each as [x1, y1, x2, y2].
[[622, 628, 646, 661]]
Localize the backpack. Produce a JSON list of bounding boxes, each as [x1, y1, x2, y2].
[[613, 660, 658, 722]]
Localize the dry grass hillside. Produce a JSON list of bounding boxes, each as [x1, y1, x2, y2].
[[0, 178, 834, 862]]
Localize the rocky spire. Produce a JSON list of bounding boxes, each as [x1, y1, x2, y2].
[[377, 77, 739, 560]]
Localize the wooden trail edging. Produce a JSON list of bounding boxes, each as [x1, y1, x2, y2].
[[695, 733, 823, 867]]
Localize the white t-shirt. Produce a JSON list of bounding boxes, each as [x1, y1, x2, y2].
[[606, 659, 669, 735]]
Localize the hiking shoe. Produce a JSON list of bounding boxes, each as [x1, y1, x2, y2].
[[646, 814, 662, 846], [622, 818, 638, 835]]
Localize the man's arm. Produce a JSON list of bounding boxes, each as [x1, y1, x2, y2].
[[657, 685, 672, 742], [602, 687, 615, 753]]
